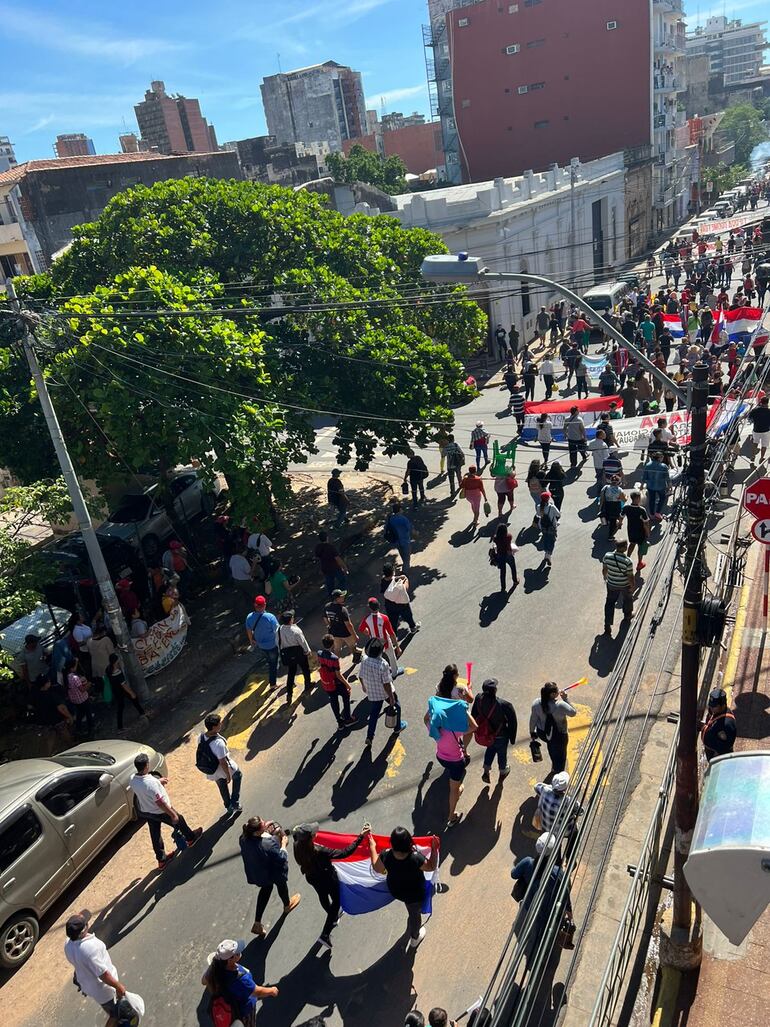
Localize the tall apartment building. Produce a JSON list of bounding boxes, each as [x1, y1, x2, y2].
[[686, 16, 768, 88], [652, 0, 690, 230], [260, 61, 366, 152], [424, 0, 689, 230], [0, 136, 16, 173], [134, 81, 218, 155], [54, 134, 96, 158]]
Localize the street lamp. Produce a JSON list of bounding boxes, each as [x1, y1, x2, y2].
[[420, 253, 687, 402]]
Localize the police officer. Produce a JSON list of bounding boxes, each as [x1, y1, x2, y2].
[[701, 688, 737, 761]]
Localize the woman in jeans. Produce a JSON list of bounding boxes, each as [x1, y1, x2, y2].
[[369, 827, 439, 949], [277, 610, 311, 703], [492, 522, 519, 591], [292, 822, 369, 950], [240, 817, 300, 937], [471, 678, 517, 783], [528, 681, 577, 773]]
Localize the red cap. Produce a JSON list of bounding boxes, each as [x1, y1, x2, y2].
[[169, 540, 183, 549], [116, 578, 132, 589], [540, 490, 552, 500], [254, 596, 266, 607], [368, 596, 379, 605]]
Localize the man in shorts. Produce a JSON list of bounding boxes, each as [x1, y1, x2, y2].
[[323, 589, 360, 659], [621, 490, 651, 572], [747, 396, 770, 465]]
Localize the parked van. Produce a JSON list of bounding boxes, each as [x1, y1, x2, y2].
[[714, 200, 734, 218], [582, 281, 630, 314]]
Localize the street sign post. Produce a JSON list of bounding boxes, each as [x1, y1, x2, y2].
[[750, 518, 770, 544], [743, 479, 770, 519]]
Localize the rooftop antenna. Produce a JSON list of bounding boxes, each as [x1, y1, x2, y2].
[[380, 95, 386, 116], [277, 52, 282, 73]]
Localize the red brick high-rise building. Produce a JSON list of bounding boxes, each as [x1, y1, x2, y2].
[[134, 81, 218, 155], [54, 134, 95, 158], [426, 0, 653, 184]]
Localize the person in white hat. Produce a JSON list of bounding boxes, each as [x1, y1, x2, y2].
[[202, 939, 278, 1027], [470, 421, 490, 469], [534, 772, 570, 831]]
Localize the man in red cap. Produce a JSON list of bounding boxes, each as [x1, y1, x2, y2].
[[245, 596, 279, 690], [115, 578, 140, 618], [359, 597, 402, 675]]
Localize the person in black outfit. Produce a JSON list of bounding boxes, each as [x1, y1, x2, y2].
[[403, 451, 429, 506], [292, 822, 368, 950], [701, 688, 737, 762], [106, 653, 145, 731], [522, 360, 537, 401], [369, 826, 439, 949], [240, 817, 301, 936]]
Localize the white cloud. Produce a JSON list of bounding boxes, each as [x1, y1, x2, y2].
[[21, 115, 57, 136], [365, 84, 428, 109], [0, 5, 187, 66]]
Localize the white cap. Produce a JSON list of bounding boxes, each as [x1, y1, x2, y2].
[[535, 832, 557, 855], [551, 771, 570, 793], [208, 939, 245, 964]]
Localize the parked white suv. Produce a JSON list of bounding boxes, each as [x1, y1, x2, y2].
[[99, 469, 217, 558]]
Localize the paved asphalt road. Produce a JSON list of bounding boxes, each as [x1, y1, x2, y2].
[[13, 211, 768, 1026]]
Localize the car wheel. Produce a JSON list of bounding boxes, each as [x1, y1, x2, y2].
[[141, 533, 160, 559], [200, 492, 216, 516], [0, 912, 39, 969]]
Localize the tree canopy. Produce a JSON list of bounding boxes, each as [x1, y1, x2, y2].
[[718, 103, 768, 166], [6, 177, 484, 518], [327, 144, 409, 194]]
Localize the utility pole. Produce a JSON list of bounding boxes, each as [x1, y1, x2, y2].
[[672, 358, 709, 957], [6, 281, 148, 701]]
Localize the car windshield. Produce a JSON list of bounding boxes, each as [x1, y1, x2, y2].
[[108, 494, 154, 522], [50, 752, 117, 767]]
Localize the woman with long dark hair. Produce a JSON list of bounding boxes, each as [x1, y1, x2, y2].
[[240, 817, 300, 938], [368, 826, 439, 948], [528, 681, 577, 773], [292, 822, 369, 951]]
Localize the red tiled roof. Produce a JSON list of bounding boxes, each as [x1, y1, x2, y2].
[[0, 150, 223, 187]]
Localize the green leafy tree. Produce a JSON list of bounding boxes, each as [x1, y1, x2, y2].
[[8, 178, 484, 508], [0, 478, 71, 681], [327, 144, 409, 194], [705, 162, 748, 200], [718, 103, 768, 165]]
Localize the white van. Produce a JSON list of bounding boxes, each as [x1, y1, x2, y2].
[[582, 281, 630, 315]]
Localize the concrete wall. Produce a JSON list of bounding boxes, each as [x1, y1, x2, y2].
[[21, 152, 241, 265], [444, 0, 651, 182], [343, 122, 446, 176]]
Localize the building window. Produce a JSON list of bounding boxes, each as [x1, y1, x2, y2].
[[607, 21, 618, 30], [458, 17, 469, 26], [529, 81, 545, 90], [508, 3, 519, 11], [527, 38, 545, 48], [521, 280, 531, 317], [461, 99, 471, 108], [505, 44, 521, 54], [518, 85, 529, 94], [534, 119, 549, 128], [524, 0, 542, 6]]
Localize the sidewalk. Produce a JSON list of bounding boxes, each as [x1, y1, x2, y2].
[[675, 542, 770, 1027]]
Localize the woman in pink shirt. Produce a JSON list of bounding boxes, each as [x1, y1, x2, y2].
[[459, 466, 487, 527], [425, 698, 477, 828], [65, 656, 94, 735]]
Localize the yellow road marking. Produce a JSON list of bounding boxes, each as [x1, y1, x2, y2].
[[221, 676, 273, 749], [386, 738, 406, 777], [402, 667, 418, 675], [567, 702, 601, 785], [722, 574, 752, 705]]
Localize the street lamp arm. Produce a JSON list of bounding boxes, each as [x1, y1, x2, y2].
[[476, 268, 687, 403]]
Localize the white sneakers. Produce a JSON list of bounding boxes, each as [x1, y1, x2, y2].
[[408, 926, 426, 949]]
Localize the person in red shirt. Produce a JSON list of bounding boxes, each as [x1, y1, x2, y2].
[[743, 276, 755, 301], [317, 635, 356, 730], [359, 598, 402, 675]]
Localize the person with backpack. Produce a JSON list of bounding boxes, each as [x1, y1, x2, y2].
[[129, 753, 202, 869], [276, 609, 312, 703], [292, 821, 370, 950], [323, 589, 360, 660], [444, 433, 466, 495], [317, 634, 357, 730], [239, 817, 300, 937], [471, 678, 518, 783], [529, 682, 576, 774], [197, 712, 242, 814], [202, 938, 278, 1027]]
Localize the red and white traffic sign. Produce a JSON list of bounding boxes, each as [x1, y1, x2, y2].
[[744, 479, 770, 519], [751, 519, 770, 544]]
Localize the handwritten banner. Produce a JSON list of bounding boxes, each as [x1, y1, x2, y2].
[[134, 603, 191, 677]]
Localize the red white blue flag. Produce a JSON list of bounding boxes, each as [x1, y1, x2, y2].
[[315, 831, 439, 915], [716, 307, 767, 345], [662, 313, 686, 338]]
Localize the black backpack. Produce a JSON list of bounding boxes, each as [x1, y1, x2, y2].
[[195, 734, 220, 775]]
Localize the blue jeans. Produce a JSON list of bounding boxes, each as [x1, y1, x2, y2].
[[215, 769, 242, 809], [483, 735, 509, 770], [327, 684, 352, 725], [474, 443, 489, 467], [397, 543, 411, 574], [324, 569, 347, 597], [366, 696, 402, 741], [258, 646, 279, 688], [649, 489, 665, 516]]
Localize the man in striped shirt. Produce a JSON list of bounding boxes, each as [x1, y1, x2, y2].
[[359, 598, 402, 676], [358, 638, 406, 746], [510, 385, 526, 435], [602, 539, 635, 635]]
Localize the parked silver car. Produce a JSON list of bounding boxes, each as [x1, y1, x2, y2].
[[0, 740, 167, 968]]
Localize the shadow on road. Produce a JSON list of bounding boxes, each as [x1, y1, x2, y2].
[[444, 780, 504, 875], [329, 731, 398, 820]]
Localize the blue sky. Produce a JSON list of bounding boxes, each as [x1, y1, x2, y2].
[[2, 1, 768, 163], [2, 0, 433, 162]]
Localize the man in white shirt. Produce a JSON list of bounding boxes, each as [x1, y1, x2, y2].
[[247, 530, 273, 572], [64, 910, 125, 1026], [129, 753, 202, 868], [588, 429, 610, 480], [229, 545, 258, 604], [200, 713, 242, 814]]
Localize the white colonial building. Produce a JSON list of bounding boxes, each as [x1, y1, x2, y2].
[[392, 152, 626, 342]]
